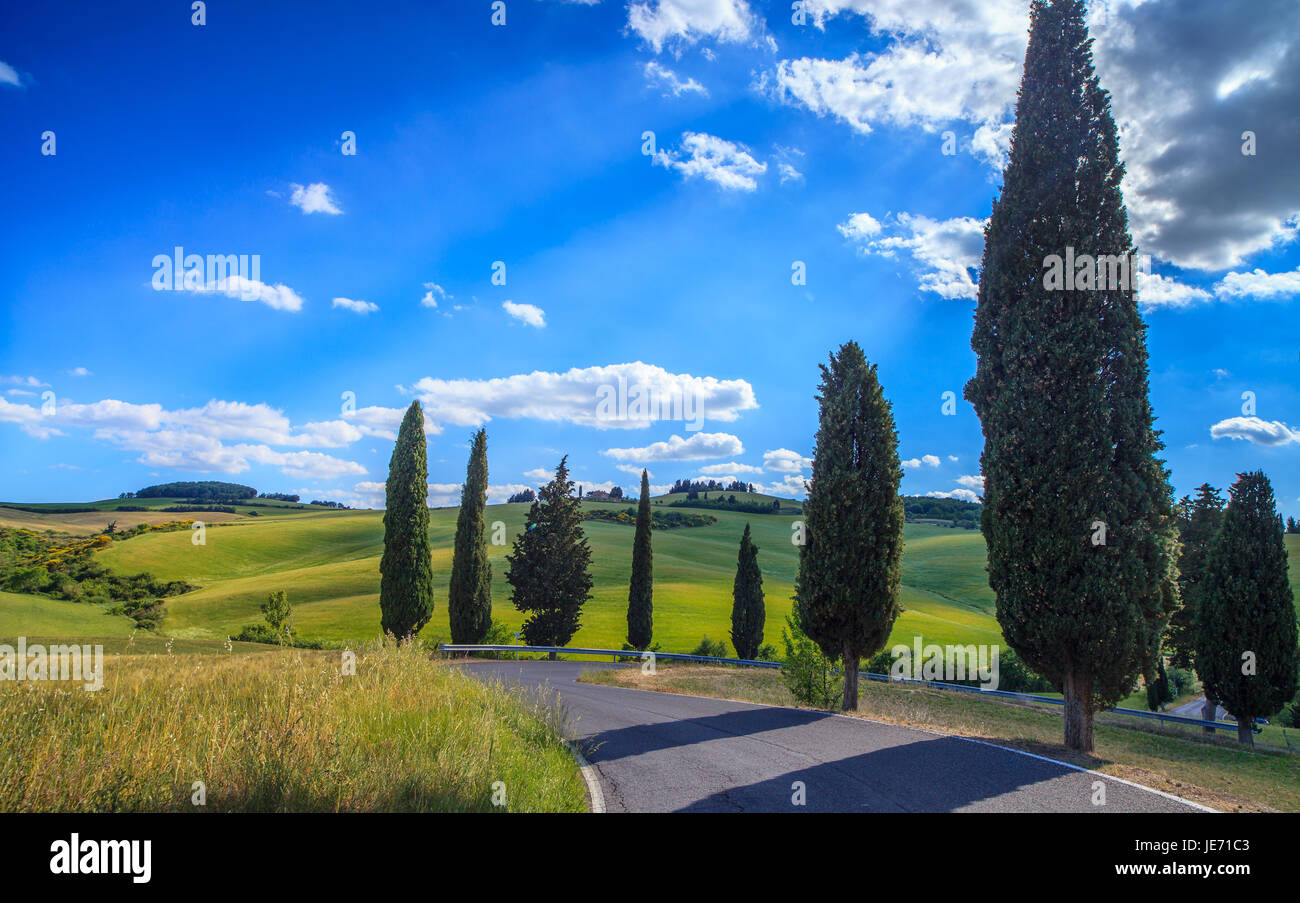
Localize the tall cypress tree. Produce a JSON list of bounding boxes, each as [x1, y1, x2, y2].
[[379, 401, 435, 642], [796, 341, 903, 710], [730, 523, 765, 661], [506, 456, 592, 656], [964, 0, 1179, 751], [1196, 471, 1298, 746], [448, 428, 492, 643], [1169, 483, 1226, 731], [626, 469, 654, 650]]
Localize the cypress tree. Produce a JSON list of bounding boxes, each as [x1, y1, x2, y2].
[[1196, 471, 1298, 746], [795, 341, 903, 710], [626, 469, 654, 650], [730, 523, 765, 660], [448, 428, 493, 643], [964, 0, 1179, 751], [1168, 484, 1226, 669], [506, 456, 592, 656], [379, 401, 435, 642]]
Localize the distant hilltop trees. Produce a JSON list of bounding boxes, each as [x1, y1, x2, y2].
[[130, 481, 257, 501], [670, 478, 755, 495]]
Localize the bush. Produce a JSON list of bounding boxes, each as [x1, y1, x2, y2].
[[779, 615, 842, 709], [689, 636, 728, 659]]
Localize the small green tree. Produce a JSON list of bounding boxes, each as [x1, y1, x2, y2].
[[796, 341, 903, 710], [1196, 471, 1299, 746], [506, 456, 593, 656], [261, 589, 293, 643], [379, 401, 435, 643], [626, 470, 654, 650], [730, 523, 765, 660], [780, 615, 841, 709], [1145, 654, 1175, 711], [448, 428, 493, 643]]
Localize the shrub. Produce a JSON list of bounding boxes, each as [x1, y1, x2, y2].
[[689, 636, 728, 659], [779, 615, 842, 709]]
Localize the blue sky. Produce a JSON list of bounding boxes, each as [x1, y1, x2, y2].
[[1, 0, 1297, 515]]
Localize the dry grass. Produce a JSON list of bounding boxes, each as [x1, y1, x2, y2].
[[0, 642, 587, 812], [581, 664, 1300, 813]]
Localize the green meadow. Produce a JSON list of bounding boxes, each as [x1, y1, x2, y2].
[[7, 502, 1296, 658]]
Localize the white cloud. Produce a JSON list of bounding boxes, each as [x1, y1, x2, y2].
[[502, 300, 546, 328], [955, 474, 984, 492], [1209, 416, 1300, 447], [903, 454, 941, 469], [332, 297, 379, 314], [644, 61, 708, 96], [1137, 273, 1213, 311], [840, 212, 985, 300], [927, 488, 981, 503], [288, 182, 342, 215], [1214, 267, 1300, 301], [421, 282, 451, 308], [762, 448, 812, 473], [67, 367, 91, 377], [653, 132, 767, 192], [757, 473, 808, 498], [771, 0, 1300, 271], [603, 432, 743, 462], [0, 60, 21, 87], [627, 0, 761, 53], [698, 461, 764, 475], [523, 467, 552, 480], [192, 274, 306, 312], [408, 362, 757, 430]]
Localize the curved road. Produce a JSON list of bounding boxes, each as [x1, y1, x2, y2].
[[460, 660, 1206, 813]]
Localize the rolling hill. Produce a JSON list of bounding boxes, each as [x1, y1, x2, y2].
[[6, 501, 1297, 658]]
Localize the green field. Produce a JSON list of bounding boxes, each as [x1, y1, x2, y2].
[[6, 503, 1297, 659], [77, 500, 998, 652]]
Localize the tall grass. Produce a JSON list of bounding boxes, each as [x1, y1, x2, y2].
[[0, 643, 586, 812]]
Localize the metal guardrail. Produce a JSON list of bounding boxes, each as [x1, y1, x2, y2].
[[438, 643, 782, 669], [859, 671, 1251, 733], [441, 643, 1246, 732]]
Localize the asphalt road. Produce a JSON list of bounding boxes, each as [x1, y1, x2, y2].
[[459, 659, 1206, 813]]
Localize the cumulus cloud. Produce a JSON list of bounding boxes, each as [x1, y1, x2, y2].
[[67, 367, 91, 377], [768, 0, 1300, 272], [927, 488, 981, 503], [421, 282, 451, 308], [1209, 416, 1300, 447], [839, 212, 985, 300], [407, 362, 757, 431], [653, 132, 767, 192], [332, 297, 378, 314], [1213, 267, 1300, 301], [763, 448, 812, 473], [288, 182, 342, 215], [903, 454, 941, 469], [955, 474, 985, 492], [0, 60, 22, 87], [627, 0, 761, 53], [0, 395, 369, 480], [698, 461, 764, 475], [757, 473, 808, 498], [602, 432, 743, 462], [644, 61, 708, 96], [502, 300, 546, 328], [1137, 273, 1213, 311], [191, 274, 306, 312]]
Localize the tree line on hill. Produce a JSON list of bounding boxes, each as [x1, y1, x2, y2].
[[669, 478, 756, 495], [372, 2, 1297, 749]]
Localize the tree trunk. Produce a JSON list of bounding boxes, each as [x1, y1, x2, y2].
[[842, 646, 859, 711], [548, 650, 556, 662], [1201, 693, 1218, 736], [1236, 715, 1254, 747], [1062, 670, 1095, 752]]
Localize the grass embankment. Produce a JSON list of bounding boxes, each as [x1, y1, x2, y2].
[[579, 664, 1300, 813], [0, 643, 587, 812]]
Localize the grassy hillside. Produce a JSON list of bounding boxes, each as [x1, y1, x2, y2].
[[84, 500, 1000, 652], [11, 502, 1296, 657]]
